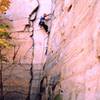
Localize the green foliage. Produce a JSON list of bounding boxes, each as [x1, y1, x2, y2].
[[0, 24, 9, 28], [0, 31, 9, 37], [54, 94, 62, 100], [0, 23, 12, 63], [0, 23, 11, 48], [0, 39, 12, 48]]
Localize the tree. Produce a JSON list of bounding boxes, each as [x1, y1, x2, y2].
[[0, 0, 10, 13], [0, 0, 11, 48], [0, 1, 11, 99], [0, 23, 12, 100]]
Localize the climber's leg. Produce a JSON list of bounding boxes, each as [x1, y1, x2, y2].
[[43, 24, 48, 32], [44, 24, 50, 35], [39, 22, 50, 34]]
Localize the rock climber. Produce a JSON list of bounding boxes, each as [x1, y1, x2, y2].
[[39, 13, 51, 34]]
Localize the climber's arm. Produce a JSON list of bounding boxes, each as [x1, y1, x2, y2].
[[45, 13, 52, 21]]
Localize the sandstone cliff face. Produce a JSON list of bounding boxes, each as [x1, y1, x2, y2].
[[1, 0, 51, 100], [45, 0, 100, 100], [1, 0, 100, 100]]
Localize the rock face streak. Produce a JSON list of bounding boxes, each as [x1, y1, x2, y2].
[[44, 0, 100, 100]]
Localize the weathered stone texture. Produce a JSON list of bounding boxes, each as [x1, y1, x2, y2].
[[45, 0, 100, 100]]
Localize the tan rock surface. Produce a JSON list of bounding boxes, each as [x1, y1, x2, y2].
[[45, 0, 100, 100]]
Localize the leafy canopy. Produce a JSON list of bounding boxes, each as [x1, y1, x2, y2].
[[0, 23, 11, 48], [0, 0, 11, 48], [0, 0, 10, 13]]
